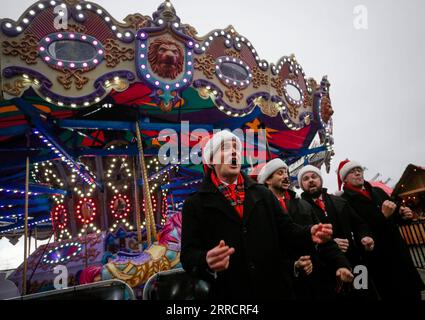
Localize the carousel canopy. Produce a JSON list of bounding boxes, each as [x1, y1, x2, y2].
[[0, 0, 335, 238]]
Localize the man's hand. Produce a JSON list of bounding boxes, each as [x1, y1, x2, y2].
[[400, 206, 414, 220], [294, 256, 313, 275], [336, 268, 354, 283], [334, 238, 349, 253], [382, 200, 397, 218], [311, 223, 333, 244], [206, 240, 235, 272], [361, 236, 374, 251]]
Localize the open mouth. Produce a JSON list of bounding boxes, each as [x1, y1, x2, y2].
[[281, 181, 290, 188], [229, 158, 239, 169]]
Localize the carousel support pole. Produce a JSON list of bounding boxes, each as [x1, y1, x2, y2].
[[135, 122, 157, 245], [136, 122, 152, 247], [138, 163, 152, 247], [22, 135, 30, 296], [140, 123, 157, 242], [132, 157, 143, 250], [156, 189, 161, 226], [84, 224, 88, 268], [147, 183, 157, 239], [145, 182, 157, 242]]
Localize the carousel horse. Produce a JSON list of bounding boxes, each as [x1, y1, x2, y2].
[[99, 212, 182, 288]]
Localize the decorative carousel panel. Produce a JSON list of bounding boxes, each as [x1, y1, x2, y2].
[[313, 76, 335, 150], [270, 55, 315, 130], [76, 197, 97, 225], [39, 32, 105, 71], [192, 27, 271, 118], [215, 56, 252, 89], [102, 152, 137, 233], [136, 27, 195, 112], [42, 242, 83, 265], [110, 194, 131, 220], [0, 0, 138, 107], [52, 204, 68, 231]]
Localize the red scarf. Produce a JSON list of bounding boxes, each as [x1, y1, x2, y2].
[[211, 171, 245, 219], [344, 183, 372, 200]]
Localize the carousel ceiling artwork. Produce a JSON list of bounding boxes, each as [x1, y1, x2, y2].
[[0, 1, 336, 293]]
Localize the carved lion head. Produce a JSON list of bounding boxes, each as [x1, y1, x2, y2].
[[148, 38, 184, 80]]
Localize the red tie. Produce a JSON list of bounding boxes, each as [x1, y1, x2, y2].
[[279, 198, 288, 214], [315, 198, 327, 216]]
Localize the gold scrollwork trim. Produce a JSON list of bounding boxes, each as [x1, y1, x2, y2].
[[2, 34, 38, 65]]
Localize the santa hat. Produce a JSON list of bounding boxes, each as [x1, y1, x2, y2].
[[202, 130, 242, 168], [248, 162, 267, 181], [297, 165, 322, 190], [337, 159, 362, 190], [257, 158, 288, 184]]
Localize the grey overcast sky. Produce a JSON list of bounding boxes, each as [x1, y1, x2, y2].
[[1, 0, 425, 268]]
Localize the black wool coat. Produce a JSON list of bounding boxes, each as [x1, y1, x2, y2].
[[342, 182, 425, 300], [301, 189, 372, 266], [180, 174, 313, 300], [285, 190, 351, 300]]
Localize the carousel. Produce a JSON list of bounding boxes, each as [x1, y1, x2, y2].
[[0, 0, 335, 298]]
